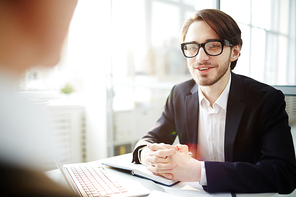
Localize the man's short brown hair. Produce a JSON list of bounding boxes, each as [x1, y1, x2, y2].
[[181, 9, 242, 70]]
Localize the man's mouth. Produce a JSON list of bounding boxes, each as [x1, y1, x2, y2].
[[198, 67, 210, 71]]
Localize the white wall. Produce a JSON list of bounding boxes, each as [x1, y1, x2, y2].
[[65, 0, 111, 161]]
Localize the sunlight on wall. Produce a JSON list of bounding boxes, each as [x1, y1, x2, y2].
[[65, 0, 111, 161]]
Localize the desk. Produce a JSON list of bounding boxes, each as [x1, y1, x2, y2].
[[46, 154, 293, 197]]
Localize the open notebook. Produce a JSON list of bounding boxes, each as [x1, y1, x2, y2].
[[54, 158, 150, 197], [102, 155, 179, 187]]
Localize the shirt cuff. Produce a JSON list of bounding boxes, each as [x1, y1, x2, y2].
[[132, 145, 147, 164], [138, 146, 147, 164], [199, 161, 207, 185]]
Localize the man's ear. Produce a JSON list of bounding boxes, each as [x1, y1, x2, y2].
[[230, 45, 241, 62]]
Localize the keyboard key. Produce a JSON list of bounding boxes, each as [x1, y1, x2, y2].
[[71, 165, 129, 197]]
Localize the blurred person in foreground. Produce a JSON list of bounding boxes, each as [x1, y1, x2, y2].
[[132, 9, 296, 194], [0, 0, 78, 196]]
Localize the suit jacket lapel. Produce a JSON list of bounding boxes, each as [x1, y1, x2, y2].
[[185, 84, 199, 157], [224, 73, 246, 162]]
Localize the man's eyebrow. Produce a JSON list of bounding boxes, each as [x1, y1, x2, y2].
[[204, 39, 221, 42], [183, 38, 221, 44], [183, 39, 221, 44]]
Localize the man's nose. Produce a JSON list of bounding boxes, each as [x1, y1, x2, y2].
[[195, 47, 210, 61]]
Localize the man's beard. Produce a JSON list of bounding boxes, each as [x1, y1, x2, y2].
[[189, 58, 231, 86]]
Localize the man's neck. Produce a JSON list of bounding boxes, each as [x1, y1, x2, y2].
[[199, 72, 231, 107]]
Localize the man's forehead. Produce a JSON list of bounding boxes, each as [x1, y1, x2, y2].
[[185, 21, 220, 43]]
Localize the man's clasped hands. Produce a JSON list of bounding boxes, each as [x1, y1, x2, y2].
[[140, 143, 202, 182]]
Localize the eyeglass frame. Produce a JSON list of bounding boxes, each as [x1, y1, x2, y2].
[[180, 39, 233, 58]]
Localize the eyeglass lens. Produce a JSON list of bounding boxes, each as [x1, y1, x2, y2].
[[183, 41, 223, 57]]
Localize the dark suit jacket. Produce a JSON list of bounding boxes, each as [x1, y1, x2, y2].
[[133, 72, 296, 194]]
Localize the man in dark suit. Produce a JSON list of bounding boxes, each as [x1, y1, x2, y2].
[[132, 9, 296, 194]]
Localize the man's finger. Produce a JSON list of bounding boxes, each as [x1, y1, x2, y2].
[[147, 162, 176, 173], [148, 143, 178, 151], [161, 173, 173, 180], [147, 155, 171, 164], [149, 148, 175, 158], [175, 144, 189, 154]]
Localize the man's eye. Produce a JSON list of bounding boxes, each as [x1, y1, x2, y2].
[[188, 46, 197, 51], [208, 42, 221, 48]]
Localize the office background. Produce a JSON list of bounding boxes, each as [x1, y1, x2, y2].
[[18, 0, 296, 168]]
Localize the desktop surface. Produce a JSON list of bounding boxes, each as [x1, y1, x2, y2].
[[46, 153, 294, 197]]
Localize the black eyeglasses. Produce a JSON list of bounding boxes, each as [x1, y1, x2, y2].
[[181, 39, 233, 58]]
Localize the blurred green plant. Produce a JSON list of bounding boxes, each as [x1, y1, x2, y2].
[[61, 83, 74, 94]]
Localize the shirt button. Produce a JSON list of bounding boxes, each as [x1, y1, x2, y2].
[[208, 136, 213, 140], [211, 157, 216, 161]]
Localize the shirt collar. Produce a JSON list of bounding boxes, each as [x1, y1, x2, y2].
[[198, 74, 231, 111]]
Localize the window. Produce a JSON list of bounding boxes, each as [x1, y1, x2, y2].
[[221, 0, 296, 85]]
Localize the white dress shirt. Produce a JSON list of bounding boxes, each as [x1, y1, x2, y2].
[[198, 75, 231, 185]]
